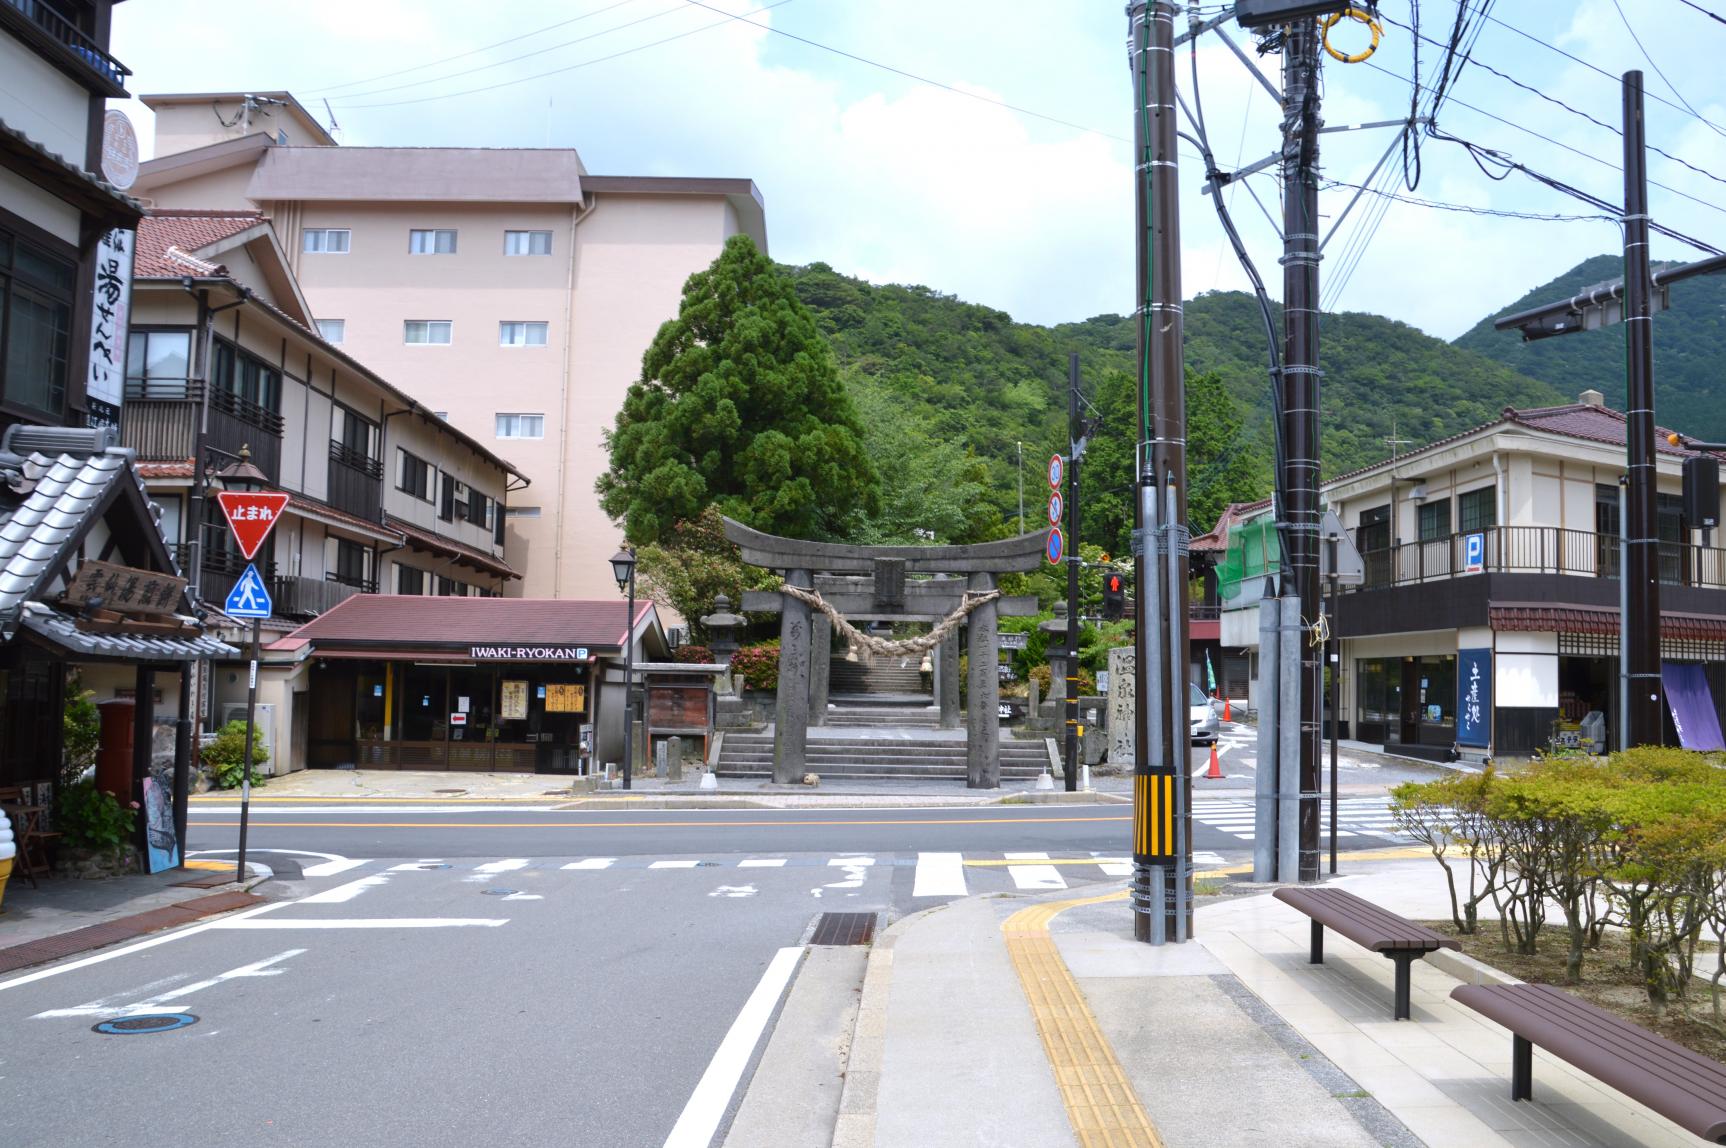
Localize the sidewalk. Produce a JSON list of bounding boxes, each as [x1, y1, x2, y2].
[[832, 854, 1704, 1147]]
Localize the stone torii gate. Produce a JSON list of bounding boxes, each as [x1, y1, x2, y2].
[[725, 518, 1045, 788]]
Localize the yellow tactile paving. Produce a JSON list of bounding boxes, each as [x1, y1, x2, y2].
[[1002, 891, 1166, 1148]]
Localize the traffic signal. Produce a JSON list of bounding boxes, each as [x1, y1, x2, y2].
[[1103, 571, 1125, 621]]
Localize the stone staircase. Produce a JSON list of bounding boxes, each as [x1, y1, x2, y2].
[[715, 731, 1052, 782], [828, 652, 928, 700], [823, 706, 941, 729]]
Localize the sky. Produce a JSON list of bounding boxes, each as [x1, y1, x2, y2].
[[109, 0, 1726, 342]]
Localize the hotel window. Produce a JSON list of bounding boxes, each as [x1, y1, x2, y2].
[[1, 229, 76, 417], [439, 473, 456, 522], [396, 449, 433, 501], [437, 575, 465, 597], [303, 229, 350, 253], [504, 230, 552, 256], [1458, 487, 1497, 533], [505, 506, 541, 518], [495, 412, 544, 439], [499, 321, 548, 347], [409, 229, 458, 255], [316, 319, 345, 344], [468, 487, 492, 529], [332, 539, 374, 590], [1417, 499, 1451, 542], [124, 330, 193, 399], [397, 564, 426, 596], [210, 337, 282, 415], [404, 321, 452, 345]]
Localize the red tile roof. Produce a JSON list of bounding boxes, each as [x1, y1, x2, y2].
[[1191, 499, 1274, 551], [287, 494, 403, 544], [285, 595, 655, 649], [135, 212, 267, 278], [136, 460, 195, 479], [1507, 403, 1704, 458], [386, 513, 518, 579], [1491, 605, 1726, 641]]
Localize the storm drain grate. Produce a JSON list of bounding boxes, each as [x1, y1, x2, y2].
[[810, 912, 877, 946]]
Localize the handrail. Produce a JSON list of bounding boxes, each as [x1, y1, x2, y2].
[[1350, 525, 1726, 591], [3, 0, 130, 86]]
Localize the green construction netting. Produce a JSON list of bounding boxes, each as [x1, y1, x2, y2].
[[1217, 512, 1280, 603]]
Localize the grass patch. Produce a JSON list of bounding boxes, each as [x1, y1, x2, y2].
[[1425, 920, 1726, 1064], [1193, 877, 1225, 897]]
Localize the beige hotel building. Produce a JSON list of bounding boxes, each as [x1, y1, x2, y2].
[[130, 92, 767, 600]]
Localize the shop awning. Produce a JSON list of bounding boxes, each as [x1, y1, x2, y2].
[[1490, 605, 1726, 642], [20, 603, 238, 662], [278, 594, 663, 659]]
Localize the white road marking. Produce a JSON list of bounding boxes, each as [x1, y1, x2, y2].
[[30, 974, 191, 1019], [190, 847, 365, 879], [912, 852, 967, 897], [649, 860, 701, 869], [813, 856, 874, 898], [388, 859, 447, 871], [737, 859, 786, 868], [302, 859, 368, 878], [298, 874, 392, 904], [1095, 858, 1133, 877], [501, 893, 543, 901], [209, 918, 507, 929], [826, 856, 876, 866], [121, 949, 304, 1015], [709, 885, 757, 898], [662, 947, 803, 1148], [474, 859, 530, 874], [1005, 852, 1067, 891], [562, 858, 615, 870], [0, 902, 290, 993]]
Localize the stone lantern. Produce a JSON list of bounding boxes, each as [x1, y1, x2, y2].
[[700, 594, 746, 665], [1037, 601, 1071, 718]]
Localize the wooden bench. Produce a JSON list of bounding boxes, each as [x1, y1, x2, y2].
[[1453, 983, 1726, 1143], [1272, 886, 1460, 1020]]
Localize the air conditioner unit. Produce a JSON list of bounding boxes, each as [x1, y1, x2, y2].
[[218, 703, 279, 777]]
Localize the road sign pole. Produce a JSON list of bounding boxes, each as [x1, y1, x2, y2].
[[1065, 352, 1081, 793], [235, 616, 261, 880]]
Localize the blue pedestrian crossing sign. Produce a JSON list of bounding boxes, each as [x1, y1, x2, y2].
[[225, 563, 273, 619]]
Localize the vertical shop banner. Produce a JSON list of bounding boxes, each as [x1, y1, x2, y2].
[[1661, 662, 1726, 751], [1457, 648, 1491, 747], [86, 227, 133, 422], [500, 680, 528, 720]]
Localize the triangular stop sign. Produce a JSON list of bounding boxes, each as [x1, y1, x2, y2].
[[216, 491, 291, 560]]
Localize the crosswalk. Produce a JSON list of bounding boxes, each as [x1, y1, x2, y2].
[[286, 851, 1223, 903], [1190, 797, 1407, 842]]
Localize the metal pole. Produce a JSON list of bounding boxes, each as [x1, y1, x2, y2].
[[1619, 477, 1630, 750], [1281, 17, 1325, 882], [1017, 441, 1024, 534], [1065, 353, 1081, 793], [1167, 479, 1190, 940], [623, 564, 636, 789], [235, 616, 260, 879], [1134, 477, 1164, 943], [1253, 575, 1279, 882], [1328, 538, 1339, 876], [1622, 70, 1664, 747]]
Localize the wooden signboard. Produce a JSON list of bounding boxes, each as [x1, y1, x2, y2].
[[545, 683, 586, 713], [61, 559, 185, 615], [500, 680, 529, 721], [649, 684, 709, 730]]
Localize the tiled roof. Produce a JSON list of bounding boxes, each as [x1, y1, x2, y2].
[[1506, 403, 1709, 458], [1491, 605, 1726, 641], [20, 601, 237, 660], [0, 448, 145, 622], [285, 595, 655, 650], [1191, 499, 1274, 551], [134, 212, 266, 278], [287, 494, 403, 545], [0, 117, 141, 225], [136, 461, 195, 479], [385, 513, 518, 579]]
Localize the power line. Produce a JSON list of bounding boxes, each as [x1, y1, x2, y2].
[[1317, 177, 1621, 224], [1676, 0, 1726, 26], [333, 0, 795, 110], [302, 0, 644, 96], [1378, 11, 1726, 191], [1482, 10, 1726, 138], [1611, 0, 1726, 140], [328, 3, 697, 104], [680, 0, 1128, 144]]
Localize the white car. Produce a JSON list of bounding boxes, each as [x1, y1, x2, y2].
[[1190, 683, 1219, 746]]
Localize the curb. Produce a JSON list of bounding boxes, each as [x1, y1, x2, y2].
[[0, 879, 271, 976], [1424, 945, 1521, 987], [831, 902, 952, 1148]]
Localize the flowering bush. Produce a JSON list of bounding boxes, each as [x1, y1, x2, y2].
[[729, 642, 781, 692], [54, 782, 135, 851], [674, 645, 715, 665]]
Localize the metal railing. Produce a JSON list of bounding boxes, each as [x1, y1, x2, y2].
[[326, 570, 378, 594], [3, 0, 130, 87], [272, 574, 364, 619], [1355, 526, 1726, 591]]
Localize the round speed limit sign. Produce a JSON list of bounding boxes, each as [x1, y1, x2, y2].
[[1047, 454, 1064, 490]]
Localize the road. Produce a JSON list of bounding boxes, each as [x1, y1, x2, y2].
[[0, 762, 1426, 1147]]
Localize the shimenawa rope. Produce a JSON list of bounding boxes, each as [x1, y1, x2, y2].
[[778, 583, 1001, 656]]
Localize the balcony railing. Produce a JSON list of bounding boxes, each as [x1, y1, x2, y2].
[[272, 574, 364, 619], [120, 379, 283, 480], [1355, 526, 1726, 591], [2, 0, 130, 89], [327, 440, 384, 522], [326, 570, 379, 594]]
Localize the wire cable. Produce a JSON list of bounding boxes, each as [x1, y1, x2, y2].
[[1611, 0, 1726, 140], [1318, 177, 1621, 223], [1676, 0, 1726, 26], [331, 0, 794, 109], [302, 0, 644, 97]]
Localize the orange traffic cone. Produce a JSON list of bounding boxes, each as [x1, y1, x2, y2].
[[1205, 743, 1223, 779], [1222, 696, 1232, 722]]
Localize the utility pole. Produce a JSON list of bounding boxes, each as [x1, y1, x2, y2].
[[1280, 16, 1324, 884], [1065, 354, 1082, 793], [1017, 441, 1024, 534], [1621, 70, 1664, 747], [1129, 0, 1190, 943]]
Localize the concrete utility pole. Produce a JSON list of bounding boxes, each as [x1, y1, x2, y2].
[[1128, 0, 1191, 943], [1621, 70, 1665, 747], [1280, 17, 1325, 883], [1065, 354, 1082, 793]]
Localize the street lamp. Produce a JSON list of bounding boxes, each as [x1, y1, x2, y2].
[[610, 547, 637, 790]]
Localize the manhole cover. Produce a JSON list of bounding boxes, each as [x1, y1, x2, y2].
[[434, 788, 467, 795], [93, 1013, 198, 1035], [810, 912, 877, 946], [696, 861, 719, 868], [480, 888, 517, 896]]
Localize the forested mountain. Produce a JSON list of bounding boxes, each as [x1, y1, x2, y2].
[[1453, 253, 1726, 440], [785, 261, 1569, 539]]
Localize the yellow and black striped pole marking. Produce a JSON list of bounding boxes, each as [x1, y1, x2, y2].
[[1133, 770, 1175, 863]]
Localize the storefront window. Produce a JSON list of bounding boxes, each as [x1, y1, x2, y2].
[[401, 665, 448, 741]]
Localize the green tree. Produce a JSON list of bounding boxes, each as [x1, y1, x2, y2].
[[848, 372, 1004, 545], [635, 506, 779, 643], [599, 237, 880, 544]]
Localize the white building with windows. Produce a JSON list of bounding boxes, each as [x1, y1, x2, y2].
[[129, 92, 768, 599]]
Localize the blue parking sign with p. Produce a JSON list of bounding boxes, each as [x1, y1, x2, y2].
[[1463, 531, 1485, 574], [225, 563, 273, 619]]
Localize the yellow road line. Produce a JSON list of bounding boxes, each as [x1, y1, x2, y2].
[[1003, 892, 1165, 1147]]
